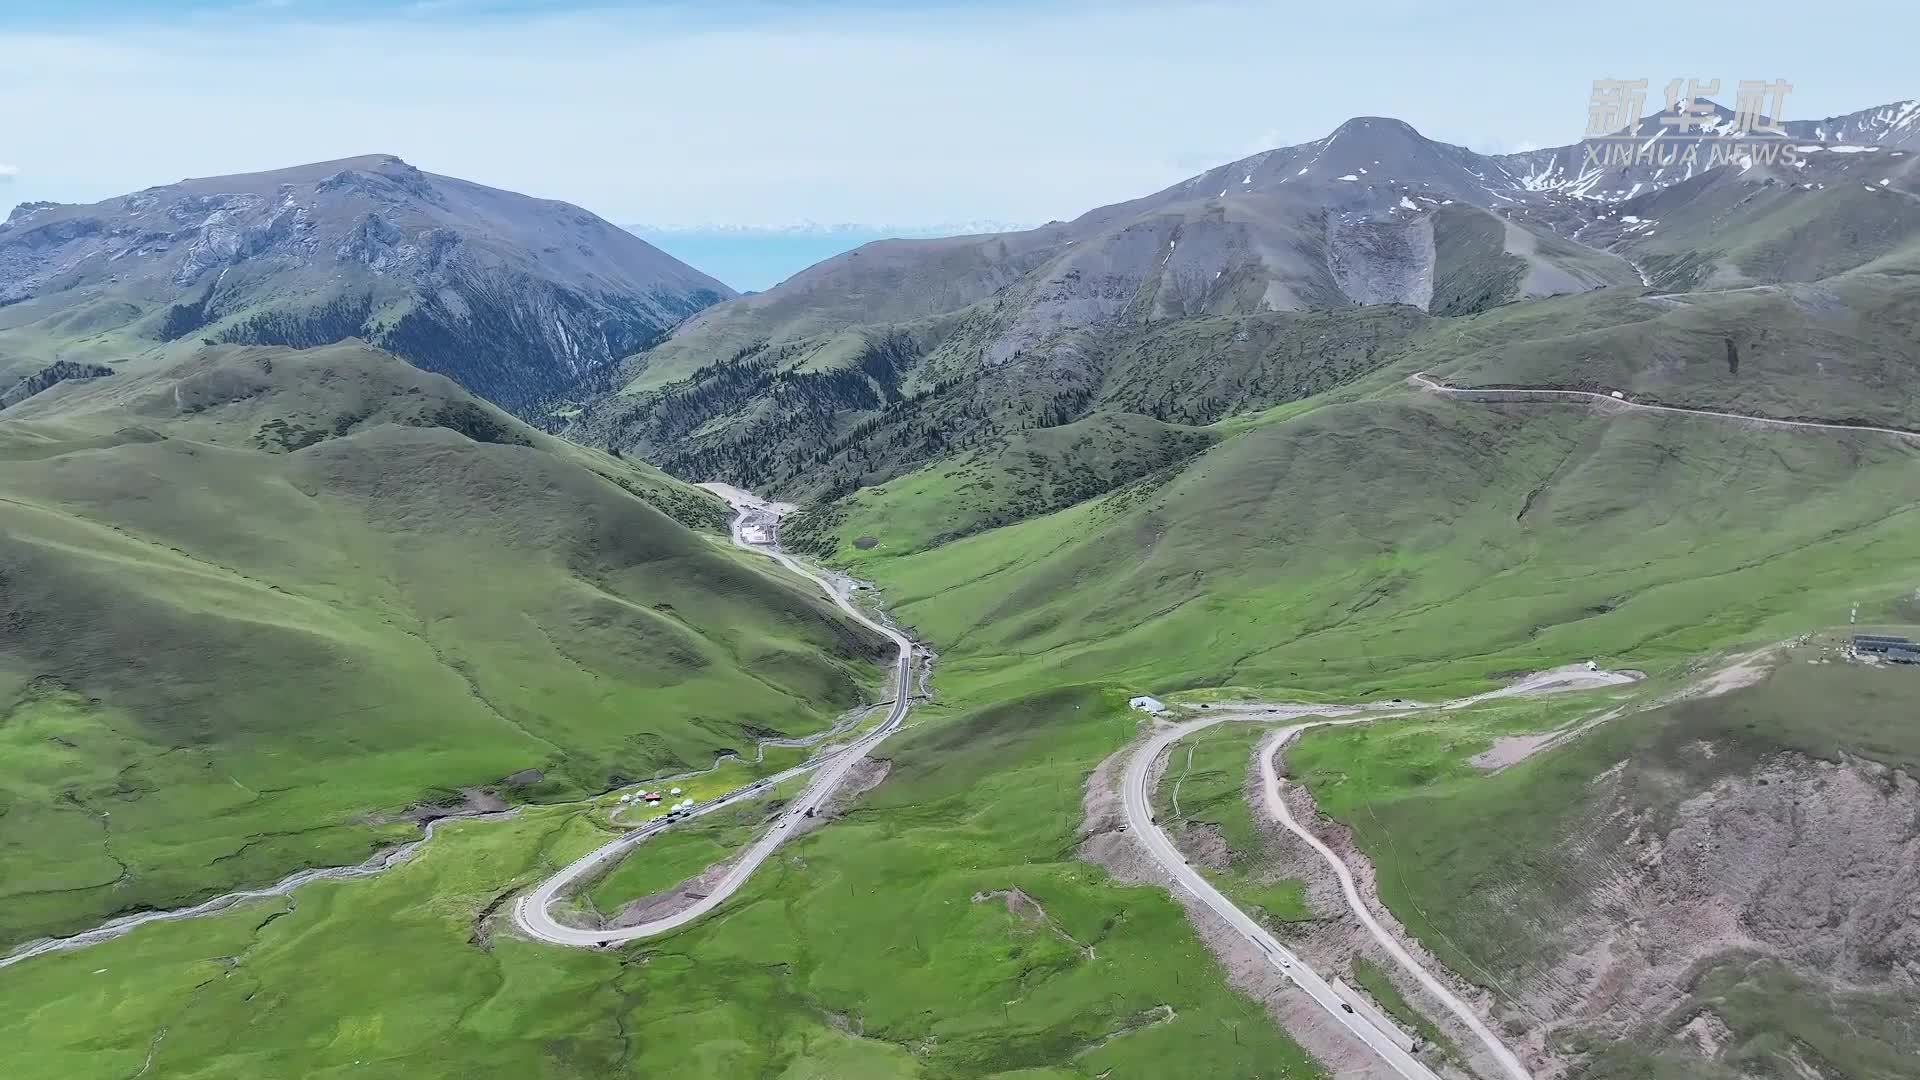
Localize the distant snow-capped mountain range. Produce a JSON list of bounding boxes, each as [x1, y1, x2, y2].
[[632, 99, 1918, 290]]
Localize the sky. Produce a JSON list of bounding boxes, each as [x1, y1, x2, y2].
[[2, 0, 1914, 241]]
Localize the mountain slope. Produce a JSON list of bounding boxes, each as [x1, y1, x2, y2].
[[0, 341, 886, 949], [768, 195, 1920, 1073], [8, 105, 1920, 1080], [572, 114, 1661, 500], [819, 386, 1920, 695], [578, 99, 1920, 523], [1613, 151, 1920, 289], [779, 305, 1920, 1079], [0, 156, 734, 415], [1402, 258, 1920, 429], [623, 226, 1071, 393]]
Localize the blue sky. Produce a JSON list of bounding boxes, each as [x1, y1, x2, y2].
[[2, 0, 1914, 236]]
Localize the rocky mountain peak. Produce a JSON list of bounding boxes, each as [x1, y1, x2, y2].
[[0, 158, 735, 416], [315, 155, 439, 204], [5, 200, 58, 224], [1327, 115, 1425, 140]]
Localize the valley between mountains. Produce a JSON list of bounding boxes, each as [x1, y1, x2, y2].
[[5, 97, 1920, 1080]]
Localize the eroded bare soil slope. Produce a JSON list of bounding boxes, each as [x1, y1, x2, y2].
[[1292, 639, 1920, 1079]]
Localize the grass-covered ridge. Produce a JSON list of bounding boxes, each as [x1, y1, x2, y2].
[[816, 386, 1920, 706], [0, 342, 889, 948], [1620, 163, 1920, 290], [1404, 268, 1920, 430]]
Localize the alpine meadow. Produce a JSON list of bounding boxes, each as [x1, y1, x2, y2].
[[5, 11, 1920, 1080]]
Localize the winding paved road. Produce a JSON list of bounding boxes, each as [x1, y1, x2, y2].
[[510, 491, 916, 947], [1122, 668, 1634, 1079], [1122, 707, 1442, 1080], [1411, 371, 1920, 443], [3, 492, 914, 969]]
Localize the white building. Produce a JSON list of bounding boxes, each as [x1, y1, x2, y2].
[[1128, 695, 1167, 714]]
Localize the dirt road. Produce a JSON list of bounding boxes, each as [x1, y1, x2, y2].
[[1411, 371, 1920, 443]]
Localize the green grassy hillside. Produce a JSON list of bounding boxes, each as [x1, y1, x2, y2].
[[812, 391, 1920, 705], [15, 351, 1914, 1076], [767, 248, 1920, 1076], [2, 688, 1329, 1080], [1620, 162, 1920, 290], [584, 163, 1920, 1072], [0, 343, 887, 948], [782, 412, 1218, 558], [10, 139, 1920, 1080], [1407, 268, 1920, 429]]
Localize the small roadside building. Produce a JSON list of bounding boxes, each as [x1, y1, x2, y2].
[[1128, 695, 1167, 714]]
